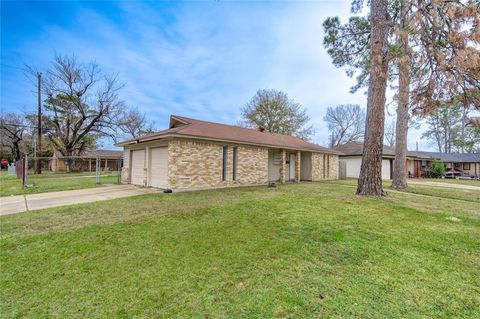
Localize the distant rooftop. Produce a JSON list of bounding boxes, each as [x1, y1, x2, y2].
[[334, 141, 480, 162], [408, 151, 480, 163], [82, 149, 123, 158], [333, 141, 430, 159]]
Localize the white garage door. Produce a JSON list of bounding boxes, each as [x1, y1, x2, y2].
[[382, 159, 392, 180], [149, 147, 168, 188], [130, 149, 146, 186]]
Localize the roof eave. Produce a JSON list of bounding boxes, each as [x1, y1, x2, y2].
[[120, 132, 341, 154]]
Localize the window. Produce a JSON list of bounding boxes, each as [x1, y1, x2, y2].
[[463, 163, 471, 170], [326, 155, 330, 178], [323, 154, 326, 179], [273, 151, 281, 165], [454, 163, 461, 168], [222, 146, 227, 181], [232, 146, 238, 181]]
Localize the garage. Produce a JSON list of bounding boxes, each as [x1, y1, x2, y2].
[[149, 147, 168, 188], [130, 149, 145, 186]]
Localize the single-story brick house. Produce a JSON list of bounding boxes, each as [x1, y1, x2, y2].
[[409, 151, 480, 178], [116, 115, 341, 190], [334, 141, 432, 179], [51, 149, 123, 172]]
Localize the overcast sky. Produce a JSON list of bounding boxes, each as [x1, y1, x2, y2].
[[1, 0, 432, 150]]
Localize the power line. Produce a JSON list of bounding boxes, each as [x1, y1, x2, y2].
[[0, 123, 55, 132], [37, 72, 42, 174]]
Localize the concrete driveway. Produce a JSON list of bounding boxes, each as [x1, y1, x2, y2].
[[0, 185, 160, 216], [408, 180, 480, 191]]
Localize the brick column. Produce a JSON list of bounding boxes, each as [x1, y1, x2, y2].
[[279, 149, 286, 183], [295, 151, 301, 182]]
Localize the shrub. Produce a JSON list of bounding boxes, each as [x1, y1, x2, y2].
[[430, 160, 446, 178]]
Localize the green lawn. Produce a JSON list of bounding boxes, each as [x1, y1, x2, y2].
[[332, 178, 480, 203], [1, 182, 479, 318], [0, 171, 120, 197]]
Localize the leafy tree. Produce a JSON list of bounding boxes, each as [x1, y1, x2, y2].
[[409, 0, 480, 113], [394, 0, 479, 187], [324, 104, 365, 146], [422, 102, 480, 153], [354, 0, 390, 195], [391, 0, 411, 189], [323, 15, 371, 93], [324, 0, 396, 195], [324, 0, 480, 191], [241, 89, 314, 140]]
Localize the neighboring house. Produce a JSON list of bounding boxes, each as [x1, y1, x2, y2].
[[409, 151, 480, 178], [51, 149, 123, 173], [333, 141, 431, 180], [116, 115, 341, 190]]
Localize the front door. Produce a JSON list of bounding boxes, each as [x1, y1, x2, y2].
[[289, 154, 296, 180]]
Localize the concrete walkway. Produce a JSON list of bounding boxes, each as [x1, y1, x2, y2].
[[408, 180, 480, 191], [0, 185, 160, 216]]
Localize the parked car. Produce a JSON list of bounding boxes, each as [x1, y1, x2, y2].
[[442, 171, 462, 179]]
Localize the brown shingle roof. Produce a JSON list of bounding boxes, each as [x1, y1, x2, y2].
[[82, 149, 123, 158], [333, 141, 431, 159], [408, 151, 480, 163], [117, 115, 340, 154]]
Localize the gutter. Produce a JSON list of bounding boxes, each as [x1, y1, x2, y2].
[[117, 133, 342, 155]]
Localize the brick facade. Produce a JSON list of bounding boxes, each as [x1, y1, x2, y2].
[[168, 138, 268, 189], [328, 154, 339, 180], [295, 151, 301, 182], [312, 153, 339, 181], [121, 151, 130, 184], [122, 137, 339, 189]]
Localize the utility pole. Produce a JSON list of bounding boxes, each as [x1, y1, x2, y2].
[[36, 72, 42, 174]]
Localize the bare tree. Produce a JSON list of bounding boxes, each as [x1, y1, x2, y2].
[[384, 119, 396, 147], [31, 54, 124, 171], [0, 113, 28, 161], [241, 89, 314, 140], [117, 107, 156, 140], [324, 104, 365, 146]]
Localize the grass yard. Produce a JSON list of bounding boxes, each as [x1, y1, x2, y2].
[[0, 171, 120, 197], [333, 178, 480, 203], [1, 182, 479, 318]]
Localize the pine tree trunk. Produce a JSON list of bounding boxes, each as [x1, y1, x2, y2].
[[392, 1, 411, 190], [357, 0, 389, 196]]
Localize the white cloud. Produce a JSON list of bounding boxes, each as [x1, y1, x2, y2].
[[3, 0, 435, 150]]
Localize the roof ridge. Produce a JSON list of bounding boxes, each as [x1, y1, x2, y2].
[[173, 115, 266, 133], [172, 114, 320, 144]]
